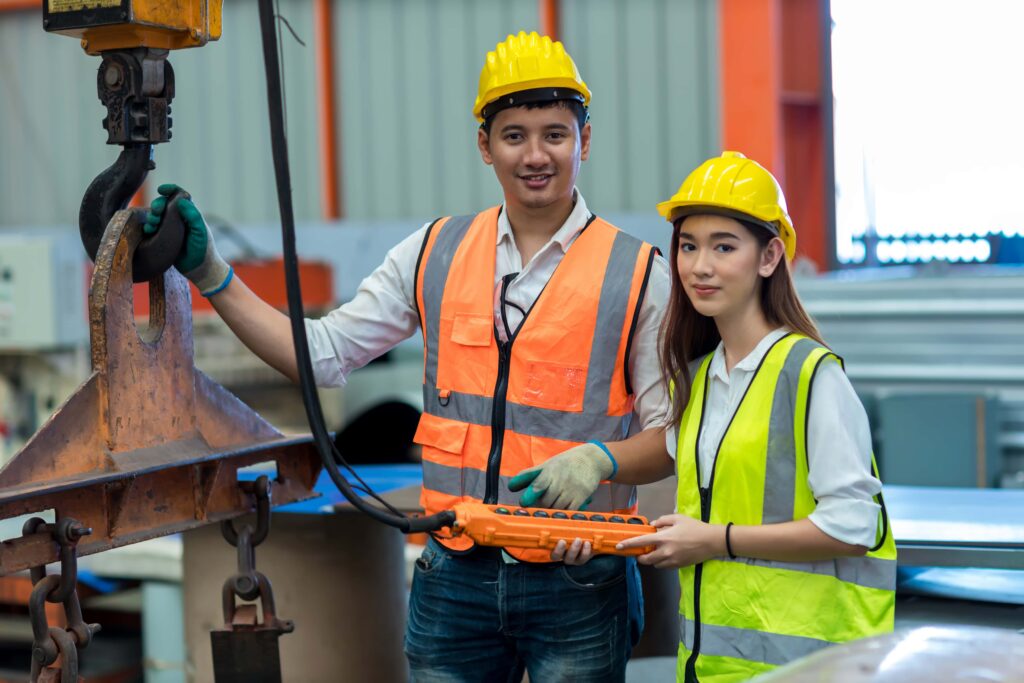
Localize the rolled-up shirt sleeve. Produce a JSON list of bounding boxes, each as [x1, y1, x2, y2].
[[806, 359, 883, 548], [303, 224, 428, 387]]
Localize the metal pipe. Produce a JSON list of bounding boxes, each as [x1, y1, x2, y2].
[[539, 0, 560, 40], [314, 0, 342, 219], [0, 0, 39, 12]]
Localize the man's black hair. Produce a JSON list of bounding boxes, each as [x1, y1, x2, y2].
[[480, 99, 589, 135]]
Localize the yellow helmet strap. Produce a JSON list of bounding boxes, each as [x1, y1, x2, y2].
[[479, 87, 588, 131]]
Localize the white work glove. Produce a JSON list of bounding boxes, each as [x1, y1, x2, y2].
[[145, 183, 233, 296], [508, 442, 616, 510]]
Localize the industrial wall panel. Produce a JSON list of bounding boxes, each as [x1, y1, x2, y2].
[[156, 0, 322, 225], [336, 0, 541, 221], [0, 0, 323, 228], [1, 0, 719, 226], [0, 10, 107, 228], [562, 0, 720, 214]]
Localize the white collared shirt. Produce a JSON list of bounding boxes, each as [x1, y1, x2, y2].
[[666, 328, 883, 547], [304, 190, 671, 431]]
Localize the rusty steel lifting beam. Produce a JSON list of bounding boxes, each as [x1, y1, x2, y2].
[[0, 208, 322, 575]]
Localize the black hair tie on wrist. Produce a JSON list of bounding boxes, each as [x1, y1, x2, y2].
[[725, 522, 737, 559]]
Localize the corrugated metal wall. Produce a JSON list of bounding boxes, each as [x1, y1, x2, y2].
[[0, 0, 718, 227]]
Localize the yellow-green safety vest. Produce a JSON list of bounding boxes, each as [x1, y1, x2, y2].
[[675, 333, 896, 683]]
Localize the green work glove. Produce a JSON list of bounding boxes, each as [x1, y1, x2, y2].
[[144, 183, 232, 296], [508, 442, 616, 510]]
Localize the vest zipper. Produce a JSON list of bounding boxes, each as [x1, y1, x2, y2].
[[684, 485, 711, 683], [484, 272, 519, 504], [683, 336, 789, 682], [484, 338, 512, 503]]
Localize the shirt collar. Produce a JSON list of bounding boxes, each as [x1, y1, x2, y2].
[[709, 327, 790, 382], [496, 188, 591, 253]]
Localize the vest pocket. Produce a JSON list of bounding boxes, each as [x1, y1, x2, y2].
[[520, 359, 587, 412], [413, 413, 469, 472], [450, 313, 493, 346]]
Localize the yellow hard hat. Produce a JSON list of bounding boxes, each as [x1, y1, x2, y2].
[[657, 151, 796, 261], [473, 31, 591, 123]]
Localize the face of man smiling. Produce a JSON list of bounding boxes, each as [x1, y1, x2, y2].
[[477, 103, 591, 216]]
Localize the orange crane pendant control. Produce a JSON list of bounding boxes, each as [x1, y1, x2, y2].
[[450, 503, 657, 557]]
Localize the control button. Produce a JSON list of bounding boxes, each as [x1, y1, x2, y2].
[[590, 514, 606, 522], [552, 512, 568, 519], [533, 510, 549, 518], [571, 513, 588, 521], [514, 509, 530, 516], [495, 507, 510, 515], [627, 517, 644, 524], [609, 516, 625, 523]]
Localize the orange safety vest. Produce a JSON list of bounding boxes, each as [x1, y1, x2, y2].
[[413, 206, 658, 561]]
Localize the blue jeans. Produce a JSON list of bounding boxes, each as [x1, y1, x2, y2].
[[405, 538, 643, 683]]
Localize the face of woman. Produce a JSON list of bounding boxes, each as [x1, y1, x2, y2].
[[674, 214, 782, 320]]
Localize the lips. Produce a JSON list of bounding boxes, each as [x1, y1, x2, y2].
[[691, 284, 719, 296], [519, 173, 554, 189]]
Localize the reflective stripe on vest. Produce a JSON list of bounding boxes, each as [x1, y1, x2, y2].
[[675, 333, 897, 681], [414, 207, 654, 559]]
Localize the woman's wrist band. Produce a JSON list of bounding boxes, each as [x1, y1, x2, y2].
[[725, 522, 737, 559], [587, 440, 618, 479]]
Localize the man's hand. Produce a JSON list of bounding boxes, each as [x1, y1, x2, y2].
[[145, 183, 232, 296], [615, 514, 725, 569], [508, 442, 615, 510]]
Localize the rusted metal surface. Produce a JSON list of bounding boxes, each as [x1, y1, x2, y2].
[[0, 208, 322, 574]]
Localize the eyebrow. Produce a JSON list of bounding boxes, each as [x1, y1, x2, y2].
[[498, 122, 572, 135], [678, 231, 740, 241]]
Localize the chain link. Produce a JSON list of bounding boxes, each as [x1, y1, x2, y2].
[[22, 517, 101, 683]]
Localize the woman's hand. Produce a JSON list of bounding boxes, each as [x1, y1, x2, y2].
[[551, 538, 594, 565], [616, 514, 725, 569]]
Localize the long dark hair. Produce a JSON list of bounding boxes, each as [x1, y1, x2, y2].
[[660, 217, 826, 426]]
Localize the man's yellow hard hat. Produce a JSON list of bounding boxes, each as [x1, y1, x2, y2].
[[658, 151, 797, 261], [473, 31, 591, 123]]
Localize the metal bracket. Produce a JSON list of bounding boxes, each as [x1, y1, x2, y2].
[[0, 209, 322, 575]]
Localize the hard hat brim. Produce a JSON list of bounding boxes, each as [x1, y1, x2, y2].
[[662, 203, 796, 260], [478, 86, 587, 124], [474, 79, 592, 122]]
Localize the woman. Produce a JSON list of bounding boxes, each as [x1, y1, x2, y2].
[[612, 151, 897, 682]]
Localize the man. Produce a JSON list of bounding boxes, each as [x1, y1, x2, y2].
[[147, 31, 669, 682]]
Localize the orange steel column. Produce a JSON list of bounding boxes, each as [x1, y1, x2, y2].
[[720, 0, 784, 180], [539, 0, 559, 40], [314, 0, 342, 220], [720, 0, 832, 268], [0, 1, 38, 11]]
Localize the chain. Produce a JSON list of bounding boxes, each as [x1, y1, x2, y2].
[[218, 475, 294, 634], [22, 517, 102, 683]]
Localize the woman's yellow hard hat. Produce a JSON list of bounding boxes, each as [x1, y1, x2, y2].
[[658, 151, 796, 261], [473, 31, 591, 123]]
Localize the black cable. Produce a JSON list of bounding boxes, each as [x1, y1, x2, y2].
[[333, 445, 405, 516], [256, 0, 454, 534]]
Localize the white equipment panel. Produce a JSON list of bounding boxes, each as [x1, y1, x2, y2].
[[0, 233, 86, 350]]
